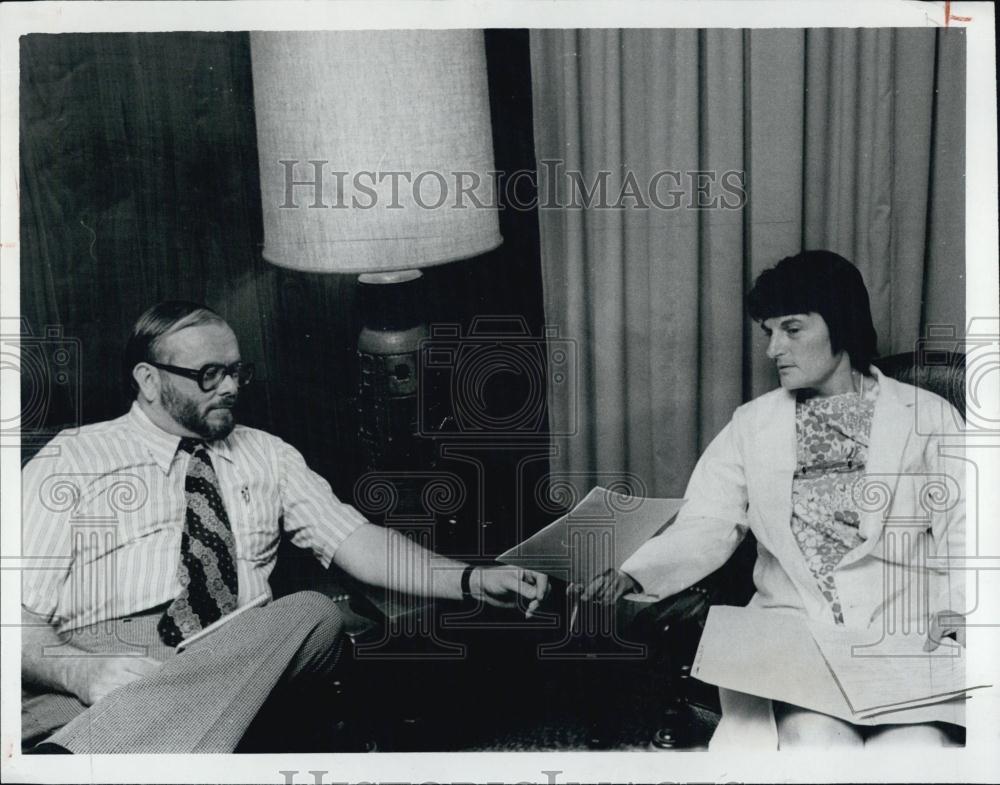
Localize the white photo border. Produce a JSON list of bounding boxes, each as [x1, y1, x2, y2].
[[2, 2, 997, 783]]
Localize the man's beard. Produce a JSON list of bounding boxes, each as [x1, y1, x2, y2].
[[160, 381, 236, 440]]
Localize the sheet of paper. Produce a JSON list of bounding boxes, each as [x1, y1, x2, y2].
[[175, 592, 270, 652], [807, 620, 986, 716], [495, 486, 685, 585], [692, 605, 854, 719]]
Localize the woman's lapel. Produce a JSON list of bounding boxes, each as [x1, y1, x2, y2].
[[840, 368, 917, 567], [754, 388, 821, 593]]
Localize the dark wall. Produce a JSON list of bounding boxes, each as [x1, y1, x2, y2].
[[20, 30, 548, 550]]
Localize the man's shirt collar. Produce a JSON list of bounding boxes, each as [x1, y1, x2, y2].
[[126, 402, 235, 474]]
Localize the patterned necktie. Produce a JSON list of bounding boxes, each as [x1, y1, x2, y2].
[[158, 437, 239, 646]]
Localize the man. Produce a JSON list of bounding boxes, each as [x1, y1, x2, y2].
[[21, 301, 548, 753]]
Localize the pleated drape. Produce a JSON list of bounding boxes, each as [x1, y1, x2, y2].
[[531, 28, 966, 499]]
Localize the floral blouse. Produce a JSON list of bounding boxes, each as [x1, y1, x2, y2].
[[791, 379, 880, 624]]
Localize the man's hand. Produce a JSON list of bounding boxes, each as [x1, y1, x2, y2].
[[67, 656, 163, 706], [571, 568, 641, 606], [22, 606, 163, 706], [474, 566, 550, 617], [923, 609, 966, 652]]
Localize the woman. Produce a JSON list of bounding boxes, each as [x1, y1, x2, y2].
[[582, 250, 966, 748]]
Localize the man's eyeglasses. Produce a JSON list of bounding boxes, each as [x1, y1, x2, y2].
[[148, 361, 255, 392]]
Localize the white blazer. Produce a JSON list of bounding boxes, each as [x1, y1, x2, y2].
[[621, 367, 967, 747]]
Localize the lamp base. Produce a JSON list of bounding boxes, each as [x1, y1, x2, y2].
[[356, 270, 433, 519]]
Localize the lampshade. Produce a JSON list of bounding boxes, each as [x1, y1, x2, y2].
[[250, 30, 502, 274]]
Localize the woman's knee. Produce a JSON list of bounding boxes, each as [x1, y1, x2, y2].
[[775, 704, 863, 748], [864, 723, 953, 747]]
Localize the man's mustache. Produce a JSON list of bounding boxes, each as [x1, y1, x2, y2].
[[213, 397, 237, 409]]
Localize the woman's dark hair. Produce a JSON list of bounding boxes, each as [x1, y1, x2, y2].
[[123, 301, 225, 397], [747, 250, 878, 373]]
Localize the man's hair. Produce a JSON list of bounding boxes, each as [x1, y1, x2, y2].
[[746, 250, 878, 373], [123, 301, 226, 397]]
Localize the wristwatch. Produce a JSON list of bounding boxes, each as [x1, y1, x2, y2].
[[460, 564, 477, 602]]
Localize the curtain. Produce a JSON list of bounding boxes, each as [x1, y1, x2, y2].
[[18, 32, 289, 458], [530, 28, 966, 499]]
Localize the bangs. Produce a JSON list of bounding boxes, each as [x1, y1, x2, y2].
[[746, 266, 833, 323]]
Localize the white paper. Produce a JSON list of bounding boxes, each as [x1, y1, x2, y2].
[[693, 605, 986, 724], [175, 592, 270, 652], [496, 486, 684, 586]]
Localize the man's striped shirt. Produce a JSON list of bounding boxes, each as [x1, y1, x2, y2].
[[21, 403, 366, 632]]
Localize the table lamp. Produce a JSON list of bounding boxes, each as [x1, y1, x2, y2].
[[250, 30, 502, 503]]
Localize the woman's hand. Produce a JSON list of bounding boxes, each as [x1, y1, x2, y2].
[[475, 566, 550, 617], [570, 568, 641, 606], [924, 609, 966, 651]]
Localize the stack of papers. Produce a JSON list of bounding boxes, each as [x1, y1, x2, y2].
[[692, 605, 988, 724]]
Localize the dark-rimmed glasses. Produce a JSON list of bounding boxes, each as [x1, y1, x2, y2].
[[148, 360, 255, 392]]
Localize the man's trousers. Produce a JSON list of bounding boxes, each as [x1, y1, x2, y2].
[[22, 591, 345, 753]]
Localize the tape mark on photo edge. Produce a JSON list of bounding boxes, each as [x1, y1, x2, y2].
[[944, 1, 974, 26]]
